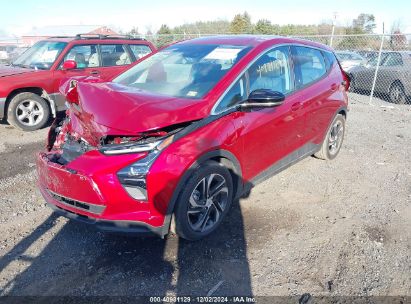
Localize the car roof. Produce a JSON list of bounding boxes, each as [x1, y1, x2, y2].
[[41, 35, 151, 45], [177, 35, 333, 51]]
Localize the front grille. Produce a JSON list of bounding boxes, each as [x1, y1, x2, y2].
[[47, 190, 105, 215]]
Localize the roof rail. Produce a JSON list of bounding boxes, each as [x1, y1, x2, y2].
[[49, 36, 75, 39], [74, 34, 146, 41]]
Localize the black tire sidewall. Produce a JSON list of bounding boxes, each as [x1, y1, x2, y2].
[[174, 161, 233, 241], [7, 93, 50, 131]]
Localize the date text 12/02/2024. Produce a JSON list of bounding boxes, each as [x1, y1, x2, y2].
[[149, 296, 256, 303]]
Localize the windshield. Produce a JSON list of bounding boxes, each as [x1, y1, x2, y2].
[[13, 41, 67, 70], [113, 44, 251, 99]]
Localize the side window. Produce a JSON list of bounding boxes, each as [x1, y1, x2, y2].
[[100, 44, 131, 66], [129, 44, 152, 60], [63, 44, 99, 68], [214, 76, 247, 113], [323, 51, 337, 71], [292, 46, 327, 88], [248, 46, 292, 94], [382, 53, 403, 66]]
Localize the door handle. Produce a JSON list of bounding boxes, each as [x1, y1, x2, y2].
[[90, 70, 99, 75], [331, 83, 338, 91], [291, 102, 302, 111]]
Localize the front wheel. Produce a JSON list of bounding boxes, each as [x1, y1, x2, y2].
[[174, 161, 233, 241], [7, 92, 50, 131], [315, 114, 346, 160]]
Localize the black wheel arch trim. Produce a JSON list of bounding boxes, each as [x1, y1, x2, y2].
[[160, 149, 243, 237], [322, 106, 347, 141]]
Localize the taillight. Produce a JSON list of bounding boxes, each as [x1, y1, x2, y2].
[[342, 71, 351, 91]]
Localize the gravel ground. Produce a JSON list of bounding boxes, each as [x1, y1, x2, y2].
[[0, 93, 410, 298]]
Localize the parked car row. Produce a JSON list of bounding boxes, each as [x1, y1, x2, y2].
[[336, 49, 411, 104], [0, 34, 155, 131]]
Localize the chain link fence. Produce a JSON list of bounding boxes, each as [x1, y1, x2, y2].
[[293, 33, 411, 106], [139, 33, 411, 106]]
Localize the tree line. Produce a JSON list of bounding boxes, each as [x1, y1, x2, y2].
[[127, 12, 408, 50]]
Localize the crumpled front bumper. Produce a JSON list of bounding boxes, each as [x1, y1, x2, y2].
[[36, 150, 167, 236]]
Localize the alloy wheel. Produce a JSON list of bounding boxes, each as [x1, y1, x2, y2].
[[15, 99, 44, 127], [187, 173, 229, 233], [328, 120, 344, 156]]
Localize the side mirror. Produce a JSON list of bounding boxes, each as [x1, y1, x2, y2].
[[62, 60, 77, 70], [240, 89, 285, 109]]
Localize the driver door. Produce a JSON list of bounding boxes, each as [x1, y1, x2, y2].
[[220, 46, 305, 181], [52, 44, 102, 111]]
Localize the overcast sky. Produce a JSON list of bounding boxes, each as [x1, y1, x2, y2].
[[1, 0, 409, 35]]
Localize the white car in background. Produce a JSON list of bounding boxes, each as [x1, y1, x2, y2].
[[336, 51, 367, 72], [0, 50, 8, 63]]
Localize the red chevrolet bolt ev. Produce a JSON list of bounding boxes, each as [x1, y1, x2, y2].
[[37, 36, 349, 240]]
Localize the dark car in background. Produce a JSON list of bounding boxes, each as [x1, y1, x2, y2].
[[349, 51, 411, 104], [0, 34, 155, 131]]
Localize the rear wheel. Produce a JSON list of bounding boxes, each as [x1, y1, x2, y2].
[[389, 82, 407, 104], [315, 114, 345, 160], [174, 161, 233, 241], [7, 92, 50, 131]]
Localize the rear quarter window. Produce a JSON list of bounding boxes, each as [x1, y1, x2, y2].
[[323, 51, 338, 71], [129, 44, 152, 60], [292, 46, 327, 89]]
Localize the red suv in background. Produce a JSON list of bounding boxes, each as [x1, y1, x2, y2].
[[37, 36, 349, 240], [0, 34, 155, 131]]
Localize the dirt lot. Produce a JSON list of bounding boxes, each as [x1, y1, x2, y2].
[[0, 93, 410, 298]]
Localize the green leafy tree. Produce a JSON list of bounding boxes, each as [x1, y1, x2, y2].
[[254, 19, 276, 34], [230, 12, 253, 34], [352, 13, 376, 33], [156, 24, 173, 47], [338, 14, 377, 49]]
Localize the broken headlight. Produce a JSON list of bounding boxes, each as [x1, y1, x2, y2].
[[116, 135, 175, 200]]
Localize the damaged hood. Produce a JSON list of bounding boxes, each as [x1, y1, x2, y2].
[[63, 80, 211, 142], [0, 65, 35, 77]]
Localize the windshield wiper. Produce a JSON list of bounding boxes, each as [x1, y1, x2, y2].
[[11, 63, 26, 68]]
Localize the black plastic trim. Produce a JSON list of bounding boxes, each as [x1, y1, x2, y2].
[[47, 203, 162, 236]]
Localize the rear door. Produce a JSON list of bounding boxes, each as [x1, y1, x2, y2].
[[354, 54, 386, 90], [97, 44, 135, 80], [376, 52, 403, 93], [291, 46, 338, 145]]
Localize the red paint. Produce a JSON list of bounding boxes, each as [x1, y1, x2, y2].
[[37, 36, 348, 235]]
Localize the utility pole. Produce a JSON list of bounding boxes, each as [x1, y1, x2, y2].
[[370, 22, 385, 105], [330, 12, 338, 47]]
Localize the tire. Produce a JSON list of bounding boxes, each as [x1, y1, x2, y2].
[[389, 82, 407, 105], [7, 92, 50, 131], [315, 114, 346, 160], [174, 160, 233, 241]]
